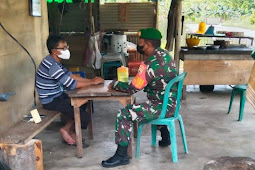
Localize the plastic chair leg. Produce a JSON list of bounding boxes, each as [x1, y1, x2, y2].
[[178, 115, 188, 154], [151, 125, 157, 146], [228, 89, 236, 114], [238, 91, 246, 121], [169, 121, 178, 163], [136, 123, 144, 158]]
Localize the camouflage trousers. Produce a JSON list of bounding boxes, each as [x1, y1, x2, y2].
[[115, 100, 175, 146]]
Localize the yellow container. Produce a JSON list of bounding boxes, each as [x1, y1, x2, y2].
[[186, 38, 201, 49], [196, 22, 206, 34], [117, 66, 129, 82]]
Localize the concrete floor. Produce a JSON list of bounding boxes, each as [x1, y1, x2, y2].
[[36, 85, 255, 170]]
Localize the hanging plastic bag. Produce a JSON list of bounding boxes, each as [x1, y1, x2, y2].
[[85, 35, 102, 69]]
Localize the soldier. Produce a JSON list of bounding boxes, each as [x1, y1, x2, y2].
[[102, 28, 177, 168]]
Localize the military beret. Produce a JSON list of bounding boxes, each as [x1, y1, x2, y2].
[[138, 28, 162, 40]]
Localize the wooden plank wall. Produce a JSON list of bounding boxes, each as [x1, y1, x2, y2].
[[100, 3, 156, 31], [183, 60, 254, 85], [61, 34, 89, 67]]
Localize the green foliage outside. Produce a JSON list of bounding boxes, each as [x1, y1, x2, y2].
[[251, 11, 255, 25], [183, 0, 255, 28], [47, 0, 94, 2]]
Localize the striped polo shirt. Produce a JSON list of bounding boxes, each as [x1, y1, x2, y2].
[[36, 55, 77, 104]]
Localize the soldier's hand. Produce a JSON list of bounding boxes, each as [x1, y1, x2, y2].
[[108, 81, 114, 90]]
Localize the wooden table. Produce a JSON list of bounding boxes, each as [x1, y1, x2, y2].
[[180, 47, 254, 99], [67, 80, 134, 158]]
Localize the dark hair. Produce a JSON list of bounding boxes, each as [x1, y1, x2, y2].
[[46, 34, 66, 53], [145, 39, 161, 48]]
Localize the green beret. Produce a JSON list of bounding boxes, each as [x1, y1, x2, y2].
[[138, 28, 162, 40]]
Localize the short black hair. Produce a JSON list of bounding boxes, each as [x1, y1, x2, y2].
[[46, 34, 66, 53], [144, 39, 161, 48]]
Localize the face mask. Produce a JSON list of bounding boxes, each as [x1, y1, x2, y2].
[[137, 45, 145, 55], [58, 49, 70, 60]]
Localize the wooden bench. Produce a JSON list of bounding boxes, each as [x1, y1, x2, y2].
[[0, 108, 60, 144], [0, 108, 61, 170]]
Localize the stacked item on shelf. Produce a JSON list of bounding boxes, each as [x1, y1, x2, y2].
[[127, 49, 141, 76], [128, 61, 141, 77], [101, 32, 128, 79]]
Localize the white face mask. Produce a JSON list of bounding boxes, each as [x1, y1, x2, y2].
[[58, 49, 70, 60]]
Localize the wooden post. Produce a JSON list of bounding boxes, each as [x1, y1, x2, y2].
[[88, 0, 93, 35], [155, 0, 158, 29], [165, 0, 179, 51], [174, 0, 182, 73]]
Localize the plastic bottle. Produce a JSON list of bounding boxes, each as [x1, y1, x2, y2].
[[196, 22, 206, 34], [117, 66, 129, 82]]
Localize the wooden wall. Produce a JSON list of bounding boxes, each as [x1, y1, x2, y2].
[[100, 2, 157, 32]]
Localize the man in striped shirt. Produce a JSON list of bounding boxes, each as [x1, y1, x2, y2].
[[36, 35, 104, 146]]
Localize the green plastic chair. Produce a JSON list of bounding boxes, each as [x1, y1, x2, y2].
[[135, 72, 188, 163], [227, 85, 247, 121]]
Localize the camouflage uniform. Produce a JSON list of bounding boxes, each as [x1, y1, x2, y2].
[[111, 47, 177, 146]]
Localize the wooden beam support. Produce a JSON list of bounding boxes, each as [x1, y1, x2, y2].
[[165, 0, 179, 51], [174, 0, 182, 73], [88, 0, 93, 35], [155, 0, 158, 29]]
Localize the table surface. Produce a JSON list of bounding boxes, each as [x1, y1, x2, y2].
[[180, 47, 253, 55], [67, 80, 130, 98]]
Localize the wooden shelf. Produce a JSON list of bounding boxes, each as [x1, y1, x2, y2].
[[187, 33, 254, 46]]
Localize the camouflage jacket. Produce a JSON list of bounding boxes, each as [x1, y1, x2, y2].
[[111, 47, 177, 106]]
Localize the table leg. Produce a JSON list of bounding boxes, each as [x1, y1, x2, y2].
[[182, 85, 187, 100], [128, 138, 132, 159], [74, 106, 83, 158], [87, 100, 93, 139], [133, 122, 138, 138], [132, 96, 137, 138]]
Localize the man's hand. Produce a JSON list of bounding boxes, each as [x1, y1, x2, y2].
[[75, 76, 104, 89], [93, 77, 104, 85]]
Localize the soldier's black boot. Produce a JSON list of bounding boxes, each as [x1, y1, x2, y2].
[[102, 145, 129, 168], [158, 126, 171, 147]]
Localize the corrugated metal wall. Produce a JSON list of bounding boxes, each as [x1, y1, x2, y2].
[[100, 2, 156, 32]]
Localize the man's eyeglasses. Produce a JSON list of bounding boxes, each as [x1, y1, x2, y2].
[[54, 45, 69, 50]]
